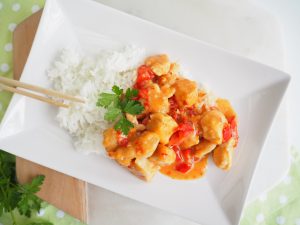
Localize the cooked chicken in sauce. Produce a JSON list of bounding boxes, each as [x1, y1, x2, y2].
[[103, 54, 239, 181]]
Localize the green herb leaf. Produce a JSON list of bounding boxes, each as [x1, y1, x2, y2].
[[0, 150, 50, 224], [123, 100, 144, 115], [104, 107, 122, 122], [96, 93, 119, 108], [112, 85, 123, 96], [97, 86, 144, 135], [125, 88, 138, 99], [114, 116, 134, 135], [17, 175, 45, 217]]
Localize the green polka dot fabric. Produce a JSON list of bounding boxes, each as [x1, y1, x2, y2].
[[241, 147, 300, 225], [0, 1, 85, 224], [0, 203, 84, 225], [0, 1, 300, 225]]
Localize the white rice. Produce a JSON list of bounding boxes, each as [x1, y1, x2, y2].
[[47, 45, 145, 154]]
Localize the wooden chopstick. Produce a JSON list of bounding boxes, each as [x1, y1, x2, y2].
[[0, 83, 69, 108], [0, 77, 85, 103]]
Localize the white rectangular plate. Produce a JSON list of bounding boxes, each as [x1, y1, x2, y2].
[[0, 0, 290, 224]]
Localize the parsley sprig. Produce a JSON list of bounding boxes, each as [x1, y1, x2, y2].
[[97, 85, 144, 135], [0, 150, 52, 225]]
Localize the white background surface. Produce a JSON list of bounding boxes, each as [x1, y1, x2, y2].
[[88, 0, 298, 224]]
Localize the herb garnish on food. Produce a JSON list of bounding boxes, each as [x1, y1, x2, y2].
[[97, 85, 144, 135]]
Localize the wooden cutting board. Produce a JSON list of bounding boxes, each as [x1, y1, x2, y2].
[[13, 10, 88, 223]]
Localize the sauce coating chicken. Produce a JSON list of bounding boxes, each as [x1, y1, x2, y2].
[[146, 113, 178, 144], [173, 79, 198, 107], [200, 110, 227, 145], [102, 54, 239, 181]]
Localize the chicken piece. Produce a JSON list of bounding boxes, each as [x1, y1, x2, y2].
[[200, 109, 226, 145], [169, 63, 180, 75], [108, 143, 136, 167], [145, 54, 171, 76], [147, 83, 170, 113], [103, 128, 118, 152], [194, 140, 217, 159], [173, 78, 198, 107], [216, 98, 236, 120], [213, 137, 235, 170], [146, 113, 178, 144], [129, 158, 160, 182], [126, 113, 145, 131], [132, 131, 160, 158], [190, 115, 203, 136], [158, 73, 177, 87], [160, 85, 175, 98], [149, 144, 176, 166], [197, 90, 207, 105], [180, 130, 199, 149]]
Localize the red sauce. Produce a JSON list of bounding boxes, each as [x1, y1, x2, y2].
[[160, 155, 208, 180], [117, 132, 129, 147]]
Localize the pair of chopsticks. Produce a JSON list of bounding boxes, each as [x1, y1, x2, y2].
[[0, 77, 85, 108]]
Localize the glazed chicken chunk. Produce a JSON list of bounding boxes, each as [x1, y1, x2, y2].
[[180, 130, 200, 149], [145, 54, 171, 76], [200, 109, 226, 145], [146, 113, 178, 144], [147, 83, 170, 113], [149, 144, 176, 166], [132, 131, 160, 158], [129, 158, 160, 182], [194, 140, 217, 160], [213, 137, 235, 170], [103, 128, 118, 152], [216, 98, 236, 120], [109, 144, 136, 167], [173, 78, 198, 107]]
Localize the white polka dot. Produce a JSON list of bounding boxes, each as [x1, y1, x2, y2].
[[258, 193, 267, 202], [0, 2, 3, 10], [56, 210, 65, 218], [31, 4, 40, 13], [283, 175, 291, 184], [8, 23, 17, 32], [276, 216, 286, 224], [279, 195, 287, 205], [1, 63, 9, 72], [12, 3, 20, 12], [295, 218, 300, 225], [37, 208, 45, 217], [256, 213, 265, 223], [4, 43, 12, 52]]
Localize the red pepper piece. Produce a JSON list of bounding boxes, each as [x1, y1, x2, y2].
[[222, 123, 232, 143], [136, 65, 155, 88], [175, 162, 192, 173], [169, 122, 194, 146], [117, 132, 129, 147]]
